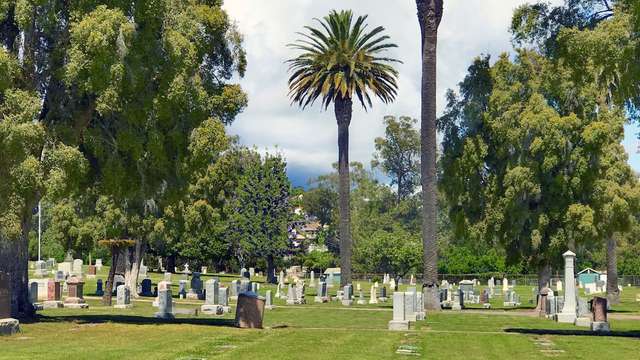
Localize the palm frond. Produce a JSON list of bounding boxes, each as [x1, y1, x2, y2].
[[287, 9, 400, 110]]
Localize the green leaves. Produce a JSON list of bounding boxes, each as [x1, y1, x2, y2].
[[287, 9, 400, 110]]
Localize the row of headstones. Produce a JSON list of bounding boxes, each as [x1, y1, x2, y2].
[[388, 288, 426, 330], [439, 280, 521, 310], [28, 276, 88, 309]]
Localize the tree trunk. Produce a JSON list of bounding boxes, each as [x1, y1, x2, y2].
[[167, 254, 176, 273], [266, 255, 276, 284], [335, 96, 353, 286], [537, 262, 551, 291], [417, 0, 444, 311], [607, 235, 620, 305], [0, 213, 35, 318], [103, 250, 118, 306], [125, 240, 144, 298]]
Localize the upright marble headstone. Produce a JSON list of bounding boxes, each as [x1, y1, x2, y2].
[[230, 280, 239, 299], [201, 279, 223, 314], [154, 288, 174, 319], [557, 250, 577, 323], [72, 259, 83, 276], [219, 287, 230, 311], [309, 271, 315, 287], [95, 259, 103, 271], [265, 290, 274, 310], [286, 284, 296, 305], [34, 260, 47, 277], [342, 285, 353, 306], [388, 292, 410, 330], [248, 267, 255, 278], [114, 285, 133, 309]]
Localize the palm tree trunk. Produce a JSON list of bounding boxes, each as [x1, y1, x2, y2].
[[335, 97, 353, 286], [607, 235, 620, 305], [417, 0, 443, 311]]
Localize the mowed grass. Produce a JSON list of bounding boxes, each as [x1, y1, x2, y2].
[[2, 266, 639, 359]]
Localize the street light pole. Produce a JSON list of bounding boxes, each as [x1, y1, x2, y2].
[[38, 201, 42, 262]]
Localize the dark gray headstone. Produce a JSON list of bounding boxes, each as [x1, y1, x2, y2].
[[141, 278, 153, 297], [0, 273, 11, 318]]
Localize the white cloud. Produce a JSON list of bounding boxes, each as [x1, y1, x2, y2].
[[223, 0, 635, 185]]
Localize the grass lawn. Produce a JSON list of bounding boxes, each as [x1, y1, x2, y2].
[[2, 266, 639, 359]]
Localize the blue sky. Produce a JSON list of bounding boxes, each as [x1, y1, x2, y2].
[[223, 0, 640, 188]]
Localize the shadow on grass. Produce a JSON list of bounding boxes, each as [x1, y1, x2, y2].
[[32, 314, 236, 328], [504, 328, 640, 338]]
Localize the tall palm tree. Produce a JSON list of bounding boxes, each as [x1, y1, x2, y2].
[[288, 10, 400, 286], [416, 0, 443, 310]]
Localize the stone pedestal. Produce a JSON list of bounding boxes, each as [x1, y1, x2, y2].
[[64, 277, 88, 309], [0, 318, 20, 336], [388, 292, 410, 331], [557, 251, 577, 324]]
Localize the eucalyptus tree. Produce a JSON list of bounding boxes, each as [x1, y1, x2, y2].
[[287, 10, 400, 285], [372, 116, 420, 202], [416, 0, 444, 311]]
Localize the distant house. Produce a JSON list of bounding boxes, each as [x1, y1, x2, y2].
[[324, 267, 341, 285], [577, 268, 601, 285]]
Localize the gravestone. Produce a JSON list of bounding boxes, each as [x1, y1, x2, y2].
[[230, 280, 239, 299], [404, 288, 416, 321], [46, 258, 56, 270], [416, 291, 425, 320], [235, 292, 265, 329], [95, 279, 104, 296], [154, 288, 174, 319], [388, 292, 410, 330], [58, 262, 72, 277], [178, 280, 188, 299], [557, 251, 577, 323], [380, 286, 388, 302], [34, 260, 47, 277], [55, 270, 65, 283], [357, 290, 366, 305], [187, 272, 203, 300], [95, 259, 103, 271], [114, 274, 125, 295], [538, 288, 550, 317], [315, 281, 329, 303], [286, 284, 296, 305], [164, 272, 172, 282], [201, 279, 222, 315], [295, 282, 305, 304], [575, 297, 592, 327], [64, 276, 88, 309], [591, 297, 610, 332], [29, 282, 38, 304], [140, 278, 153, 297], [342, 285, 353, 306], [43, 280, 63, 309], [309, 271, 315, 287], [114, 285, 133, 309], [139, 263, 148, 278], [87, 265, 96, 278], [249, 267, 255, 278], [72, 259, 83, 276], [265, 290, 274, 310], [369, 285, 378, 304], [219, 287, 230, 312]]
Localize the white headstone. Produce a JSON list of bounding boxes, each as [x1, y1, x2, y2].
[[557, 251, 577, 323]]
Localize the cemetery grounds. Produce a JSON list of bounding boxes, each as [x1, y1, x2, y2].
[[2, 266, 640, 359]]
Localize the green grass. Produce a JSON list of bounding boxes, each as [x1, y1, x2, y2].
[[4, 266, 639, 359]]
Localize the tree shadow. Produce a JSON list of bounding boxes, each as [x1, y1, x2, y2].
[[33, 314, 237, 328], [504, 328, 640, 338]]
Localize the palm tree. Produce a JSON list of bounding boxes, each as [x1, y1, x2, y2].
[[416, 0, 443, 310], [288, 10, 400, 286]]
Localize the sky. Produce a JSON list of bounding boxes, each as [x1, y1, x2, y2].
[[222, 0, 640, 188]]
